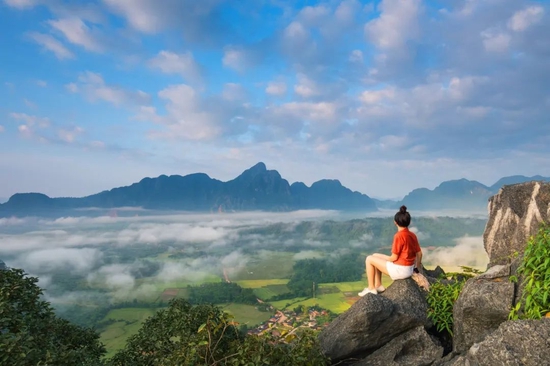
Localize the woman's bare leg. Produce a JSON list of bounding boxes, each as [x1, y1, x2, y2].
[[372, 253, 392, 261], [366, 255, 390, 289]]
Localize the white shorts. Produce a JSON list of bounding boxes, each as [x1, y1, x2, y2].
[[386, 262, 415, 280]]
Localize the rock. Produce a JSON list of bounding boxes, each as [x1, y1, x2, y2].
[[484, 181, 550, 266], [424, 265, 445, 280], [463, 319, 550, 365], [319, 278, 430, 362], [352, 326, 443, 366], [453, 269, 515, 353]]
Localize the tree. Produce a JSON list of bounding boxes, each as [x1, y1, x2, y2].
[[110, 298, 329, 366], [0, 268, 106, 366]]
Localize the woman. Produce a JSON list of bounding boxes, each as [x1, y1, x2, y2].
[[358, 205, 422, 296]]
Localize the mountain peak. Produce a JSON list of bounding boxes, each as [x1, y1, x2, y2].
[[249, 162, 267, 172]]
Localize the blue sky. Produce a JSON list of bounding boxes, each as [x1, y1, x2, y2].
[[1, 0, 549, 200]]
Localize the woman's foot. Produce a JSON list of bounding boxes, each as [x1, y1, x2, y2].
[[358, 288, 377, 297], [376, 285, 386, 293]]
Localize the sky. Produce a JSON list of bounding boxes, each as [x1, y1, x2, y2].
[[1, 0, 549, 200]]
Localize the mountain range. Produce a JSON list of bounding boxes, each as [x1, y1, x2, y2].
[[0, 162, 548, 217], [0, 162, 376, 217]]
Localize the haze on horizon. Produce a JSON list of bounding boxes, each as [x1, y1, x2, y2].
[[1, 0, 549, 200]]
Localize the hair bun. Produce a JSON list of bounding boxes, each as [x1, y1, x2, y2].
[[399, 205, 407, 214]]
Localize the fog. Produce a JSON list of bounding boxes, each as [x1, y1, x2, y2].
[[0, 209, 489, 309], [423, 236, 489, 269]]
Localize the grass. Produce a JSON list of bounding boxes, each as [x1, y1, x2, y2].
[[220, 303, 274, 327], [253, 284, 291, 300], [100, 308, 160, 359], [235, 279, 289, 288], [266, 275, 394, 314], [230, 251, 295, 281]]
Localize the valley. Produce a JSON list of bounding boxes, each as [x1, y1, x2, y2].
[[0, 209, 488, 357]]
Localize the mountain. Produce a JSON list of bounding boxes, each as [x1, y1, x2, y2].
[[489, 175, 550, 192], [399, 175, 550, 211], [0, 162, 376, 217]]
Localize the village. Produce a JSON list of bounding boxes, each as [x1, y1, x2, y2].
[[247, 306, 334, 337]]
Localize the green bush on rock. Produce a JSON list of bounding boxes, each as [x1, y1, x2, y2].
[[509, 223, 550, 320]]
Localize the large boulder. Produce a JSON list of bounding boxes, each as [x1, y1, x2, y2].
[[352, 326, 443, 366], [452, 264, 515, 353], [319, 278, 430, 362], [484, 181, 550, 266], [445, 319, 550, 366]]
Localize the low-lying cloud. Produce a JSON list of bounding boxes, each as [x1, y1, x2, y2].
[[423, 236, 489, 269]]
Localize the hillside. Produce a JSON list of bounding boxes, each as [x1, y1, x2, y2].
[[0, 162, 376, 217], [398, 175, 550, 211]]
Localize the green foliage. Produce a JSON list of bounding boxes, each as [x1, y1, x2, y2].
[[426, 271, 474, 336], [109, 298, 328, 365], [509, 223, 550, 320], [272, 253, 364, 300], [187, 282, 259, 305], [0, 268, 106, 366]]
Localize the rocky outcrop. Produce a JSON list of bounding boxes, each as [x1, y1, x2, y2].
[[445, 319, 550, 366], [452, 264, 515, 353], [319, 278, 430, 362], [320, 182, 550, 365], [484, 181, 550, 266], [352, 326, 443, 366]]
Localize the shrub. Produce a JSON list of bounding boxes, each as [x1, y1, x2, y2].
[[426, 267, 479, 336], [509, 223, 550, 320]]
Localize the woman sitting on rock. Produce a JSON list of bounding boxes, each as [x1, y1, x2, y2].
[[359, 205, 423, 296]]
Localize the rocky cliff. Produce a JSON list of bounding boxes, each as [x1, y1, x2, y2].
[[320, 181, 550, 365]]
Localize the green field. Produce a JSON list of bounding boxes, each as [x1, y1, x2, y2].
[[230, 251, 295, 281], [219, 303, 274, 327], [100, 308, 160, 358], [235, 279, 289, 288]]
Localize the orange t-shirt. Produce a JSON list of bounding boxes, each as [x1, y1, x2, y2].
[[391, 228, 421, 266]]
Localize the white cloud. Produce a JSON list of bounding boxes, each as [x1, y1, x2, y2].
[[16, 248, 103, 274], [481, 29, 511, 53], [365, 0, 421, 50], [36, 80, 47, 87], [359, 88, 395, 104], [48, 17, 104, 52], [3, 0, 36, 9], [0, 125, 4, 133], [58, 127, 84, 143], [149, 84, 222, 140], [222, 47, 249, 72], [265, 81, 287, 96], [222, 83, 246, 102], [423, 236, 488, 269], [508, 6, 544, 32], [149, 50, 202, 84], [294, 73, 321, 98], [71, 71, 150, 106], [28, 32, 74, 60], [9, 112, 50, 127], [349, 49, 363, 63]]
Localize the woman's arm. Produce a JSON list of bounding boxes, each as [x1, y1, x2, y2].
[[415, 250, 423, 269], [389, 253, 398, 262]]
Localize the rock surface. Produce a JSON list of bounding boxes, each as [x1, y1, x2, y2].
[[447, 319, 550, 366], [452, 265, 515, 353], [352, 326, 443, 366], [319, 278, 430, 362], [484, 181, 550, 266]]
